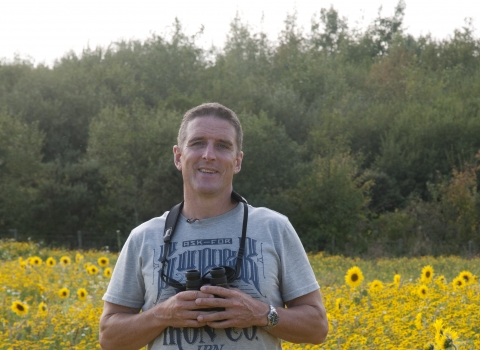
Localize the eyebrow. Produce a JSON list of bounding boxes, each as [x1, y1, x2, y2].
[[188, 136, 234, 147]]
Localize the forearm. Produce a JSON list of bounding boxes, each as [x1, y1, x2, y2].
[[196, 287, 328, 345], [266, 303, 328, 344], [100, 291, 214, 350], [99, 307, 167, 350]]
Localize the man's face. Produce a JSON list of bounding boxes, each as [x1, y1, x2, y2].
[[173, 116, 243, 199]]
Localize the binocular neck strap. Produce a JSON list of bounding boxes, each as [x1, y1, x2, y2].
[[161, 192, 248, 290]]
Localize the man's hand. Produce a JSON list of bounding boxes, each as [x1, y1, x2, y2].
[[153, 290, 218, 328], [100, 290, 218, 350], [193, 287, 328, 345], [194, 286, 269, 329]]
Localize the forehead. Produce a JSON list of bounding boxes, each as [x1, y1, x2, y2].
[[185, 116, 237, 142]]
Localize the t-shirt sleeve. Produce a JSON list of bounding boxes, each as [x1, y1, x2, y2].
[[102, 232, 146, 309], [278, 220, 320, 302]]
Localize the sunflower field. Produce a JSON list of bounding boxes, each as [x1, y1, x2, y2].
[[1, 241, 479, 349]]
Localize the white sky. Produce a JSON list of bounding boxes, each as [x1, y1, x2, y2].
[[1, 0, 478, 66]]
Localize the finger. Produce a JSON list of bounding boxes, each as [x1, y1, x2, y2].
[[195, 296, 230, 308], [178, 290, 215, 300], [200, 286, 235, 297]]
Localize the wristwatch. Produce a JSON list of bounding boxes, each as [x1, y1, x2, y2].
[[264, 304, 279, 329]]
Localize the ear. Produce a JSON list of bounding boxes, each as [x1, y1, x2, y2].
[[173, 145, 182, 171], [234, 151, 243, 174]]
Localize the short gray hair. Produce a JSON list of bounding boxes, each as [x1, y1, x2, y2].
[[177, 103, 243, 152]]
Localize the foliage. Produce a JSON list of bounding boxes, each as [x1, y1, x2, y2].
[[288, 152, 372, 253], [1, 5, 480, 255], [87, 103, 182, 231], [0, 111, 44, 230]]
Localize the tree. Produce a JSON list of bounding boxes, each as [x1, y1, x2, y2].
[[288, 152, 372, 252], [0, 110, 44, 230], [233, 112, 301, 213], [87, 103, 182, 232]]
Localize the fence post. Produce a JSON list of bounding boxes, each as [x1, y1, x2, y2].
[[398, 238, 403, 254], [77, 230, 82, 250], [468, 240, 473, 256], [117, 230, 122, 251], [9, 229, 19, 241]]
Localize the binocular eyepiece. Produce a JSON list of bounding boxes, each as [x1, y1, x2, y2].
[[185, 266, 229, 290]]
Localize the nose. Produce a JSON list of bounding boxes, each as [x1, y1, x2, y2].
[[202, 141, 216, 161]]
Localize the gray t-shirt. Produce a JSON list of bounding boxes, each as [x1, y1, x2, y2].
[[103, 203, 319, 350]]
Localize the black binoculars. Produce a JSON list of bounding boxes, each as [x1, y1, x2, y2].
[[185, 267, 229, 312]]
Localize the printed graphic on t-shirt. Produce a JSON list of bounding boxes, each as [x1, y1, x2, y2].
[[153, 236, 267, 349]]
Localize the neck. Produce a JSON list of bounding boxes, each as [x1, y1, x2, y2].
[[182, 190, 237, 220]]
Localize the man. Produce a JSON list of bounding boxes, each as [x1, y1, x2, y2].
[[100, 103, 328, 350]]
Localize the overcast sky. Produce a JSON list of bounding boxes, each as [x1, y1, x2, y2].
[[1, 0, 478, 66]]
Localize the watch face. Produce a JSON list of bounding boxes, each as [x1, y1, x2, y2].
[[270, 312, 279, 326], [268, 306, 279, 326]]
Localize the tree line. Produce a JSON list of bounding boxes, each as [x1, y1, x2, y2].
[[1, 1, 479, 256]]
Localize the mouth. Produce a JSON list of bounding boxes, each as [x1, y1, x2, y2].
[[198, 168, 218, 174]]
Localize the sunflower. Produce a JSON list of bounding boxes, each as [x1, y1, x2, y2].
[[104, 267, 112, 278], [58, 287, 70, 299], [452, 276, 465, 290], [38, 302, 48, 316], [436, 331, 456, 350], [98, 257, 109, 267], [11, 301, 29, 316], [60, 256, 71, 266], [433, 318, 444, 335], [417, 284, 429, 298], [19, 259, 28, 269], [77, 288, 88, 301], [37, 283, 46, 294], [75, 253, 84, 263], [335, 298, 343, 311], [421, 265, 434, 283], [368, 279, 384, 293], [435, 275, 446, 285], [30, 256, 42, 266], [459, 270, 474, 286], [393, 274, 401, 286], [415, 313, 423, 330], [87, 265, 99, 275], [345, 266, 364, 288], [46, 257, 56, 266], [435, 335, 449, 350]]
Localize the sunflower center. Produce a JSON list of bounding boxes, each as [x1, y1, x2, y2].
[[17, 304, 25, 311], [426, 272, 430, 278], [351, 274, 358, 282]]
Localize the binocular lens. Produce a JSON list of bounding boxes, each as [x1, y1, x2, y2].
[[185, 269, 202, 291], [210, 267, 229, 288]]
